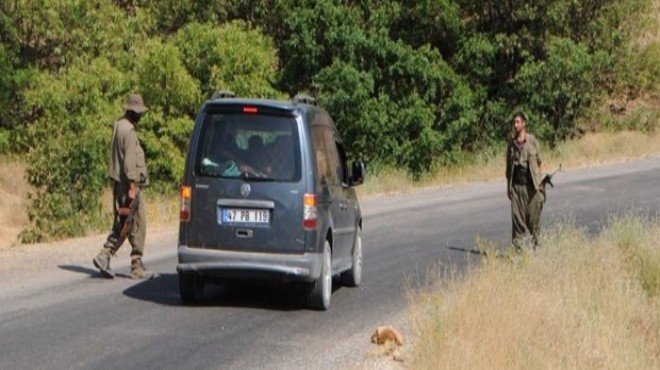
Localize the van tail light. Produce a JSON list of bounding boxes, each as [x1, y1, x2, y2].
[[303, 193, 317, 230], [180, 185, 192, 222]]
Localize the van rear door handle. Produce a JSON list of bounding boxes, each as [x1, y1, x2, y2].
[[236, 229, 253, 238]]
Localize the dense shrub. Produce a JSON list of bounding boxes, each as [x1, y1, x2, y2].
[[513, 38, 598, 144], [0, 0, 656, 241], [174, 21, 284, 99]]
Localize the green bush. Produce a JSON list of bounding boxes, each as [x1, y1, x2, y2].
[[513, 38, 597, 144], [139, 114, 188, 193], [0, 129, 9, 154], [600, 106, 660, 133], [135, 39, 201, 118], [19, 57, 126, 242], [174, 21, 283, 99], [0, 0, 657, 242], [21, 124, 107, 242], [314, 60, 442, 175], [632, 42, 660, 96]]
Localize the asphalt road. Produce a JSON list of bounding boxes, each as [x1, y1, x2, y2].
[[2, 157, 660, 369]]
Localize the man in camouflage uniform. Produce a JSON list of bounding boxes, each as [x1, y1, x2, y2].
[[93, 94, 153, 279], [506, 112, 544, 251]]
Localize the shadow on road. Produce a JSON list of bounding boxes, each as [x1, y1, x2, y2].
[[446, 245, 512, 260], [447, 245, 489, 256], [58, 264, 133, 279], [58, 264, 118, 279], [122, 273, 310, 311], [122, 273, 181, 306], [58, 264, 99, 276]]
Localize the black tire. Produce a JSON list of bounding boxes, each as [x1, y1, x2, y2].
[[307, 241, 332, 310], [341, 226, 362, 287], [179, 273, 204, 304]]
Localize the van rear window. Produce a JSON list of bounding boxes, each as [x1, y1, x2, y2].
[[194, 113, 300, 181]]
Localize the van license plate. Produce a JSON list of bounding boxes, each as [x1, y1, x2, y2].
[[220, 208, 270, 224]]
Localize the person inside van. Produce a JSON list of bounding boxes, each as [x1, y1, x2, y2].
[[237, 135, 265, 175], [263, 135, 294, 180], [201, 130, 242, 177], [246, 136, 265, 165]]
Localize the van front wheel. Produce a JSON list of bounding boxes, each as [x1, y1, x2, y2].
[[307, 241, 332, 310]]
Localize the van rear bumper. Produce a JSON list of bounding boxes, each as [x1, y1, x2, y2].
[[177, 245, 323, 282]]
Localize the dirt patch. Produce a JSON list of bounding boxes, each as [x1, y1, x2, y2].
[[0, 159, 29, 249]]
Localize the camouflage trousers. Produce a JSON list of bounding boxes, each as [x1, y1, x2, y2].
[[103, 180, 147, 258], [510, 182, 544, 250]]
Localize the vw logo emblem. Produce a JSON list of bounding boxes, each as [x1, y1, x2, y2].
[[240, 183, 251, 197]]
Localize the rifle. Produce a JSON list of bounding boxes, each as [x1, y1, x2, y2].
[[119, 191, 140, 239], [541, 164, 562, 189]]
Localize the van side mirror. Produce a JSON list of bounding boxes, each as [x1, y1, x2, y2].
[[350, 161, 365, 186]]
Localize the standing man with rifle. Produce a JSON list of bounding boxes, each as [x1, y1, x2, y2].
[[505, 112, 545, 251], [93, 94, 154, 279]]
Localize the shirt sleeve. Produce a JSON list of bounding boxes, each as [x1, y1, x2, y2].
[[528, 136, 542, 190], [123, 126, 139, 182], [505, 142, 513, 180], [533, 136, 542, 166]]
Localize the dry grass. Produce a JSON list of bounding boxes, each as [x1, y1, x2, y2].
[[0, 158, 29, 248], [86, 187, 180, 237], [408, 216, 660, 369], [143, 190, 180, 228], [96, 187, 180, 230], [638, 0, 660, 48], [551, 130, 660, 168]]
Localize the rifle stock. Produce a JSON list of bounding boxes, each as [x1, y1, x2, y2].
[[119, 192, 140, 238], [541, 164, 562, 188]]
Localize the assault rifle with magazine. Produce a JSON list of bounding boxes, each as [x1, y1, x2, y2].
[[540, 164, 562, 201], [541, 164, 562, 188]]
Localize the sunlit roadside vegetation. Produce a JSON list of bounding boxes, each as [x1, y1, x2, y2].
[[360, 122, 660, 196], [2, 123, 660, 249], [407, 213, 660, 369], [1, 0, 658, 242]]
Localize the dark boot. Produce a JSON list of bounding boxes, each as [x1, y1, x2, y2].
[[130, 258, 154, 280], [93, 247, 115, 278]]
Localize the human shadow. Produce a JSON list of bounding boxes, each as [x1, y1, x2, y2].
[[122, 273, 181, 306], [58, 264, 132, 279], [446, 245, 511, 260], [58, 264, 98, 277], [447, 245, 489, 256], [123, 273, 311, 311]]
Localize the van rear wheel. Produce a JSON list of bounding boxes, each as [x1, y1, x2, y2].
[[341, 226, 362, 287], [306, 241, 332, 310], [179, 273, 204, 304]]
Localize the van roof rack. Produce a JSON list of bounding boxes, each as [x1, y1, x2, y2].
[[293, 94, 317, 106], [212, 90, 236, 99]]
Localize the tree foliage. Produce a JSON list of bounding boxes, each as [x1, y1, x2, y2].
[[19, 57, 123, 242], [173, 21, 282, 99], [0, 0, 657, 241]]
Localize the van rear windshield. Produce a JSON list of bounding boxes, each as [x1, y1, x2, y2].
[[194, 112, 301, 181]]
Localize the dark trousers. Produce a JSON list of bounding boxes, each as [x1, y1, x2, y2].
[[103, 180, 146, 258]]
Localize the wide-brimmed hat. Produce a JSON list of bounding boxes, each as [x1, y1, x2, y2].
[[124, 94, 148, 114]]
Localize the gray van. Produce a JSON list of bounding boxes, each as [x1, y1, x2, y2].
[[177, 93, 365, 310]]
